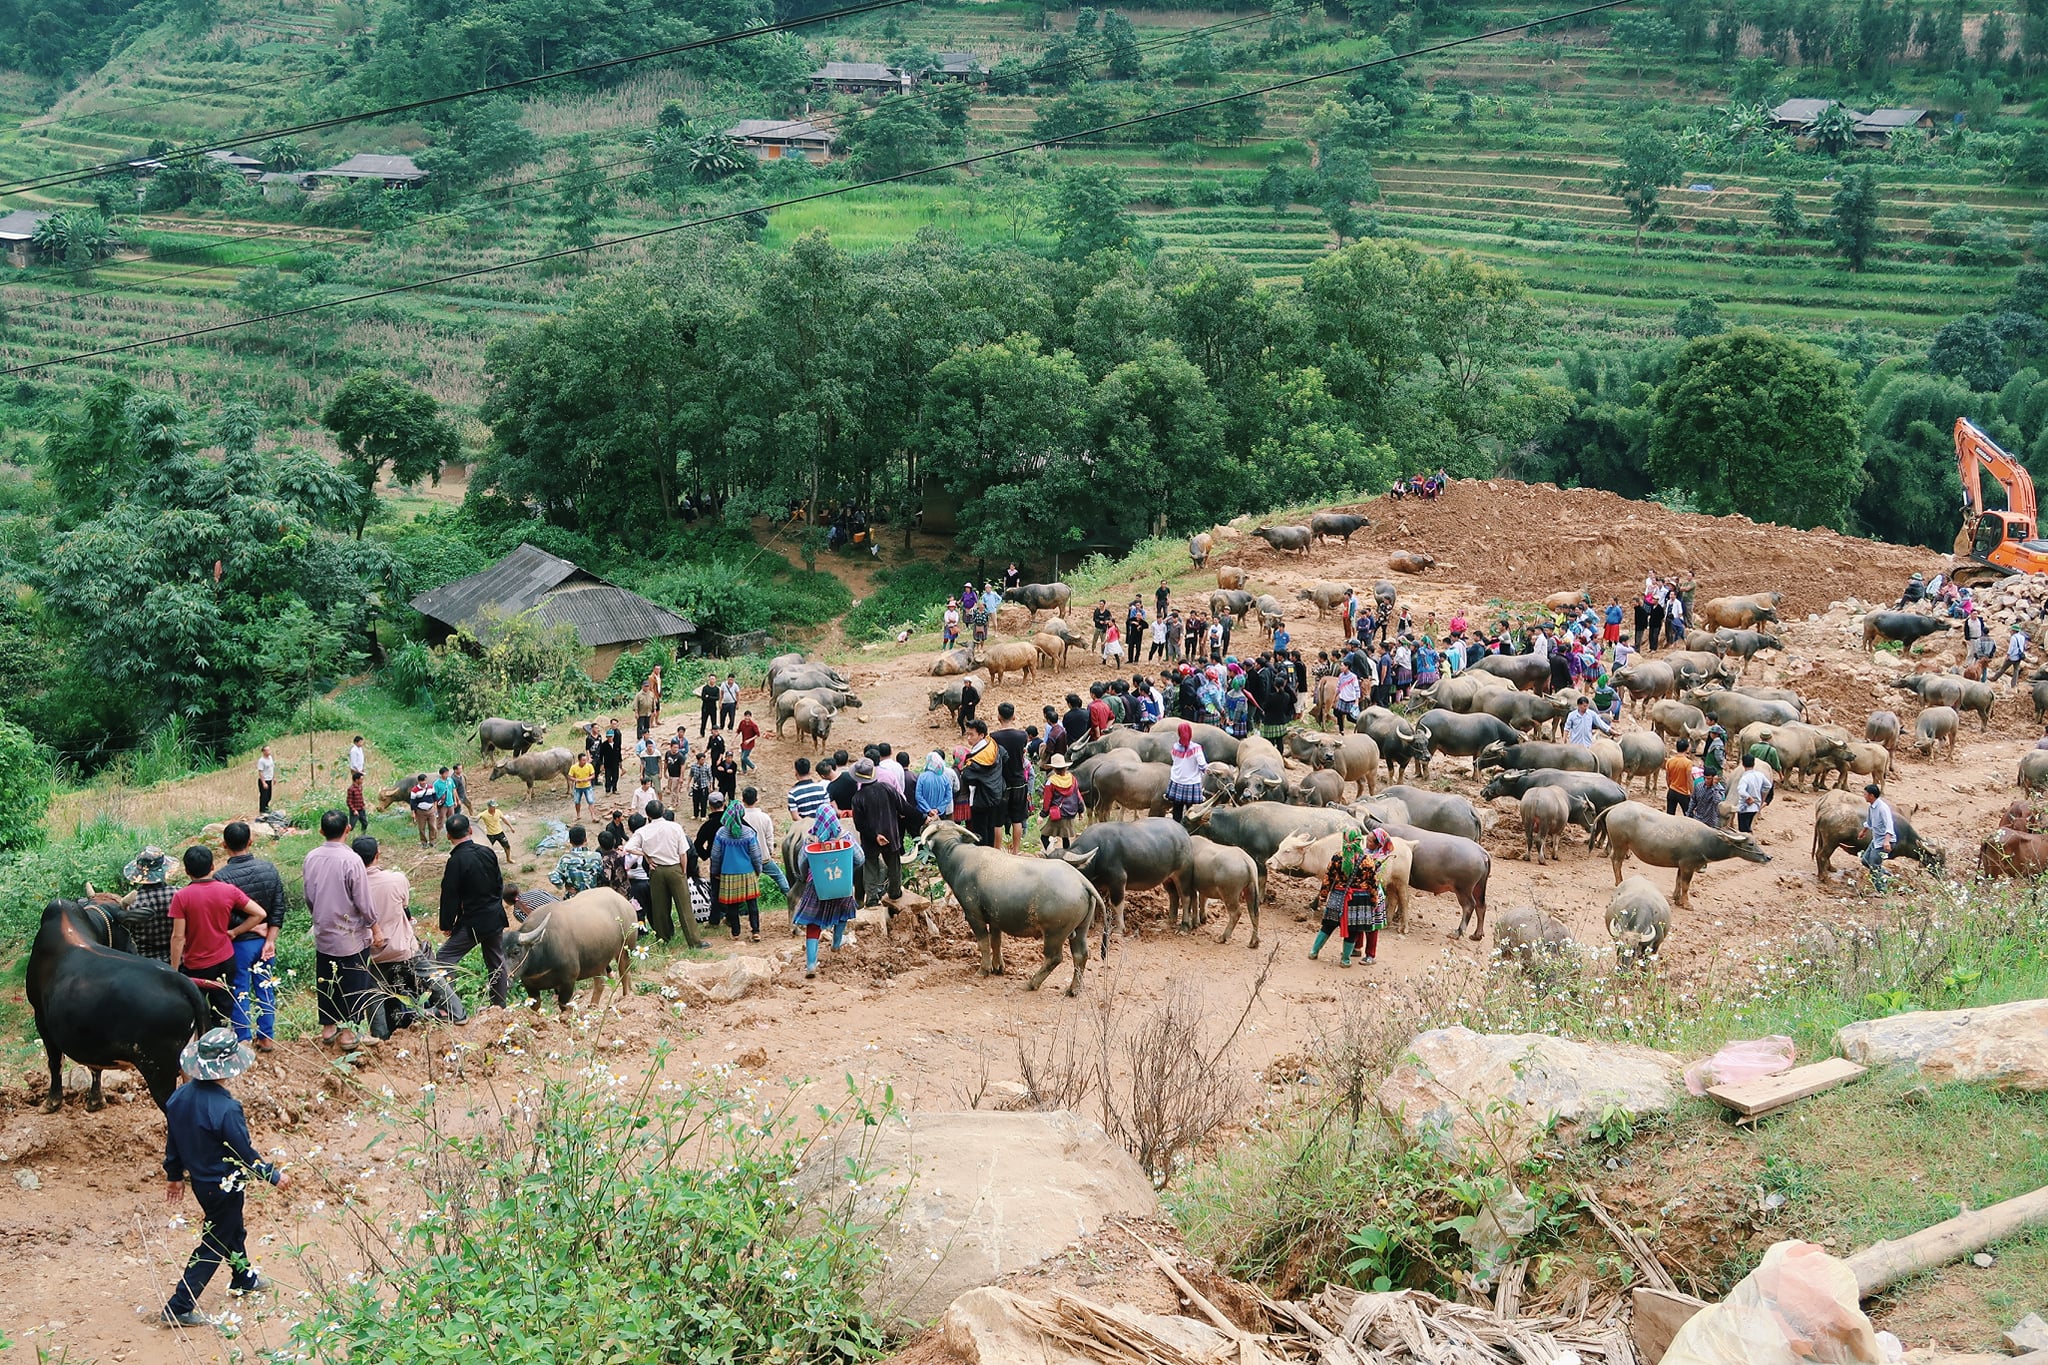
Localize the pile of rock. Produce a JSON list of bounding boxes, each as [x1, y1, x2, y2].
[[1970, 573, 2048, 626]]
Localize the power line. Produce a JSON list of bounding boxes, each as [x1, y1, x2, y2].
[[11, 9, 1281, 301], [0, 0, 936, 196], [4, 0, 1637, 378]]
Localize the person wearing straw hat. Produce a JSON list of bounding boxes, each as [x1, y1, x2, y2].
[[160, 1027, 287, 1329], [1038, 753, 1082, 850], [123, 845, 175, 963]]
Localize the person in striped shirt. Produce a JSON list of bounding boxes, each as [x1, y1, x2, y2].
[[787, 757, 829, 822]]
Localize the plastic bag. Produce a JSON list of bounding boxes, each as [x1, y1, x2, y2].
[[1462, 1185, 1537, 1289], [1685, 1035, 1797, 1096], [1663, 1241, 1885, 1365], [535, 819, 571, 854]]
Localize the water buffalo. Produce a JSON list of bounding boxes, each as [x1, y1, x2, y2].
[[1590, 736, 1626, 784], [1423, 671, 1513, 713], [1189, 534, 1214, 568], [979, 640, 1038, 686], [1469, 652, 1551, 691], [1866, 710, 1901, 753], [1373, 579, 1398, 614], [1739, 722, 1849, 789], [492, 746, 577, 797], [1607, 877, 1671, 963], [376, 781, 410, 813], [1664, 652, 1740, 689], [1494, 906, 1576, 974], [1375, 721, 1434, 783], [1840, 741, 1893, 788], [1863, 610, 1951, 652], [1291, 769, 1347, 807], [1298, 581, 1351, 615], [1359, 819, 1491, 938], [2023, 750, 2048, 795], [926, 822, 1106, 994], [1893, 673, 1964, 710], [1647, 699, 1709, 743], [767, 652, 807, 673], [1386, 550, 1435, 573], [1614, 661, 1680, 712], [1073, 722, 1241, 767], [1311, 512, 1370, 544], [1078, 754, 1172, 822], [1031, 632, 1071, 671], [506, 888, 638, 1011], [1475, 740, 1599, 775], [1253, 594, 1288, 636], [1697, 592, 1782, 630], [1731, 685, 1805, 711], [1215, 564, 1248, 590], [928, 647, 979, 677], [1519, 786, 1571, 864], [776, 687, 861, 737], [770, 663, 851, 699], [1594, 803, 1770, 908], [1416, 708, 1522, 765], [1618, 732, 1668, 791], [791, 698, 836, 752], [1953, 679, 1997, 730], [30, 898, 205, 1112], [2032, 677, 2048, 723], [1711, 629, 1783, 667], [1048, 816, 1196, 946], [1009, 582, 1072, 620], [1475, 689, 1569, 737], [479, 717, 547, 760], [1251, 524, 1313, 555], [1210, 588, 1256, 618], [1270, 831, 1417, 931], [1544, 589, 1591, 611], [1372, 785, 1484, 842], [1811, 790, 1941, 878], [927, 675, 989, 725], [1306, 731, 1381, 799], [1913, 705, 1959, 759], [1185, 799, 1357, 886], [1477, 769, 1629, 837], [1230, 735, 1289, 804], [1686, 689, 1801, 732], [1187, 836, 1262, 945]]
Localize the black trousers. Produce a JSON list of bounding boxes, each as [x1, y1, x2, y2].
[[166, 1180, 255, 1314], [860, 837, 902, 903], [700, 705, 716, 736], [719, 702, 738, 730], [183, 957, 235, 1033], [967, 800, 998, 850], [347, 808, 368, 834], [436, 922, 508, 1007], [1666, 789, 1688, 816], [257, 779, 273, 814], [602, 761, 621, 794], [315, 948, 375, 1029]]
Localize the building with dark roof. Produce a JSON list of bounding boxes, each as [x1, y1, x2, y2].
[[1854, 107, 1932, 143], [727, 118, 838, 163], [306, 153, 428, 187], [810, 60, 911, 94], [1768, 97, 1851, 130], [0, 208, 52, 266], [410, 543, 695, 667], [929, 52, 984, 81]]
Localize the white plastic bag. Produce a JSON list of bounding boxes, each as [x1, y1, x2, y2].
[[1463, 1185, 1537, 1289], [1684, 1035, 1797, 1096], [1663, 1241, 1885, 1365]]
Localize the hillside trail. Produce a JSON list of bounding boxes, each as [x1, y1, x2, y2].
[[4, 481, 2037, 1362]]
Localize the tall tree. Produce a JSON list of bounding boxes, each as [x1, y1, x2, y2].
[[553, 141, 617, 249], [321, 372, 462, 536], [1647, 327, 1865, 528], [1045, 163, 1137, 259], [1827, 169, 1884, 271], [1603, 127, 1682, 251]]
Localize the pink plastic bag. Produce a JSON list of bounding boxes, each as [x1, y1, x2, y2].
[[1663, 1241, 1885, 1365], [1684, 1035, 1796, 1096]]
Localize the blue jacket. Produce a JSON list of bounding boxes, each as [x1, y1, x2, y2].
[[163, 1080, 278, 1187]]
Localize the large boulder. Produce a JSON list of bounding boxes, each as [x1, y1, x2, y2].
[[1834, 998, 2048, 1091], [664, 953, 783, 1002], [941, 1286, 1231, 1365], [1377, 1026, 1684, 1155], [806, 1110, 1159, 1324]]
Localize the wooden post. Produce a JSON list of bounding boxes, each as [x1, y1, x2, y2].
[[1844, 1184, 2048, 1298]]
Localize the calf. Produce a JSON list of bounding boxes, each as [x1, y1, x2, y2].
[[29, 898, 205, 1112], [1979, 826, 2048, 880]]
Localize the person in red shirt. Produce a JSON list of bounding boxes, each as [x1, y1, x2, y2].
[[169, 846, 266, 1033], [345, 773, 368, 834], [1087, 684, 1113, 739], [737, 710, 760, 773]]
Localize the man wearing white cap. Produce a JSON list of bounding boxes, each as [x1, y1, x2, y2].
[[160, 1028, 288, 1328]]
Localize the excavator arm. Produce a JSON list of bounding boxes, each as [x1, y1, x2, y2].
[[1957, 417, 2036, 524], [1953, 417, 2048, 585]]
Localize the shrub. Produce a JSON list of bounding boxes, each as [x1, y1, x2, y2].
[[0, 711, 50, 852], [843, 562, 970, 642], [292, 1056, 894, 1363]]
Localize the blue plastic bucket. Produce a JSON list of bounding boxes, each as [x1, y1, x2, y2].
[[806, 839, 857, 899]]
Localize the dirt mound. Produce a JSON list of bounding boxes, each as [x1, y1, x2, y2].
[[1317, 481, 1935, 619]]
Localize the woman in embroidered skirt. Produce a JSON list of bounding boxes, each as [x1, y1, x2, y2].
[[1166, 723, 1208, 825], [710, 800, 778, 941], [1311, 828, 1391, 967], [792, 803, 862, 978]]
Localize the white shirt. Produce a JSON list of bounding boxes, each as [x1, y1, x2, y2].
[[1151, 619, 1167, 642], [1530, 633, 1549, 662], [1562, 709, 1609, 746], [2011, 632, 2029, 660], [632, 784, 660, 810], [1735, 768, 1772, 812], [1169, 744, 1207, 786], [743, 805, 774, 851], [720, 681, 740, 705], [348, 744, 364, 773], [257, 755, 275, 781]]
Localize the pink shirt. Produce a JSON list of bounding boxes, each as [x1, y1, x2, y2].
[[366, 867, 418, 964]]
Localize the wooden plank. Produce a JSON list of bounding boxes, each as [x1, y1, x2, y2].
[[1630, 1287, 1708, 1365], [1706, 1058, 1866, 1118]]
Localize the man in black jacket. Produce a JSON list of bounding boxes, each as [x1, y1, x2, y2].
[[599, 723, 623, 795], [436, 813, 509, 1007], [214, 821, 287, 1052], [849, 760, 909, 906], [1060, 693, 1091, 755]]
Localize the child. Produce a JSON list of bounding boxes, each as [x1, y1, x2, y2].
[[161, 1028, 288, 1328], [478, 799, 516, 853]]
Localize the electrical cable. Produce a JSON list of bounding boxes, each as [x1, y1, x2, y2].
[[5, 0, 1637, 377]]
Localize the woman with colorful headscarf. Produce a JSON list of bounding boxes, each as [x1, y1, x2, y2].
[[1220, 674, 1251, 739], [1167, 723, 1207, 825], [1039, 754, 1083, 849], [710, 799, 768, 941], [1312, 827, 1391, 967], [793, 803, 862, 978]]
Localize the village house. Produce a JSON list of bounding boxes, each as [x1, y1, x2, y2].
[[0, 208, 52, 267], [727, 118, 838, 163], [1853, 107, 1934, 144], [409, 543, 696, 674], [303, 153, 429, 189], [809, 60, 912, 95], [928, 51, 984, 82]]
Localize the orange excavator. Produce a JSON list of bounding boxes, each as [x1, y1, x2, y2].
[[1952, 417, 2048, 586]]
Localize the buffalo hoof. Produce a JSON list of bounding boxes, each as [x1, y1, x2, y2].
[[1248, 934, 1260, 949], [85, 1095, 105, 1113], [39, 1096, 61, 1115], [1467, 931, 1483, 943]]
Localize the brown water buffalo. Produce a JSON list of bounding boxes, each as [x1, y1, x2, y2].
[[775, 687, 861, 737], [1863, 610, 1951, 652], [1647, 699, 1709, 743], [1810, 790, 1941, 878], [1595, 803, 1769, 907], [1619, 731, 1668, 791], [492, 746, 577, 797], [2021, 749, 2048, 795], [1697, 592, 1783, 630], [1306, 731, 1381, 799], [1544, 588, 1591, 610], [928, 647, 979, 676], [1387, 550, 1436, 573], [1189, 533, 1214, 567], [1008, 583, 1072, 620], [1614, 660, 1680, 712], [479, 717, 547, 759], [1298, 581, 1351, 615], [926, 822, 1106, 994], [1866, 710, 1901, 753], [1251, 524, 1313, 555], [1607, 877, 1671, 963], [1979, 826, 2048, 880], [1210, 588, 1255, 618], [979, 640, 1038, 686], [1081, 756, 1173, 822], [1494, 906, 1576, 974], [1187, 835, 1262, 945], [1215, 564, 1247, 589], [1311, 511, 1370, 544], [1838, 741, 1893, 789], [791, 698, 836, 752], [376, 781, 410, 812], [1031, 631, 1070, 671], [1913, 705, 1959, 759], [506, 888, 638, 1011], [1519, 786, 1570, 864]]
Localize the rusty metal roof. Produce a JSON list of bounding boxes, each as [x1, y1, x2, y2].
[[410, 543, 694, 646]]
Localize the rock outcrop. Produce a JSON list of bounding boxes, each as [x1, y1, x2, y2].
[[1834, 998, 2048, 1091]]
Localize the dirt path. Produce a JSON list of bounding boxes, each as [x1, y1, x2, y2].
[[6, 481, 2030, 1362]]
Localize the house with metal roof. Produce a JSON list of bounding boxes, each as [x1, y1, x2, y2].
[[304, 153, 429, 187], [410, 543, 695, 666], [727, 118, 838, 163], [1768, 97, 1850, 130], [0, 208, 52, 266], [929, 51, 984, 81], [205, 149, 268, 181], [809, 60, 912, 94], [1854, 107, 1932, 143]]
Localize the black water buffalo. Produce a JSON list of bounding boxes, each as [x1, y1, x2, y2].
[[1414, 708, 1521, 763], [1475, 689, 1570, 736], [479, 717, 547, 759], [1863, 610, 1951, 652], [1595, 804, 1770, 908], [1072, 722, 1241, 767], [1474, 740, 1599, 775], [30, 898, 205, 1112], [1184, 799, 1357, 887], [926, 822, 1106, 994], [1251, 524, 1313, 555], [1811, 789, 1943, 877], [1310, 511, 1370, 544], [1373, 785, 1483, 842], [1478, 768, 1629, 832], [1048, 816, 1196, 947], [1468, 652, 1552, 691], [1009, 582, 1072, 619]]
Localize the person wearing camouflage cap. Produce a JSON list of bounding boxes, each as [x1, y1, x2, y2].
[[160, 1028, 287, 1329]]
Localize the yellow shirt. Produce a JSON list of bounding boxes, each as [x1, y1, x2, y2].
[[480, 807, 507, 836], [570, 759, 595, 791]]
